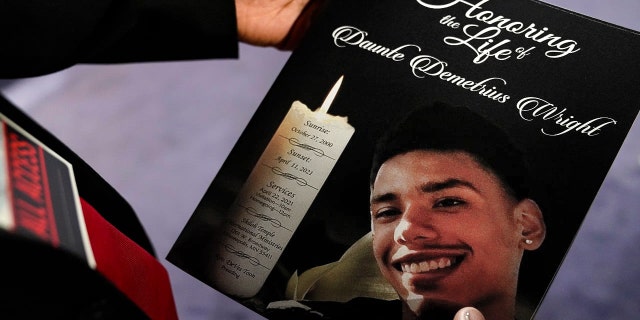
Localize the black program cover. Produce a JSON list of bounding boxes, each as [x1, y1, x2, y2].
[[168, 1, 640, 319]]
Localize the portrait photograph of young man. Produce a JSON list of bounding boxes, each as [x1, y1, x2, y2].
[[368, 102, 546, 320], [265, 102, 546, 320]]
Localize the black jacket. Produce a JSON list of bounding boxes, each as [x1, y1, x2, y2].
[[1, 1, 240, 317], [0, 0, 239, 78], [1, 0, 241, 253]]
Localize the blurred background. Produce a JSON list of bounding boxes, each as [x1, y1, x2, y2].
[[1, 1, 638, 319]]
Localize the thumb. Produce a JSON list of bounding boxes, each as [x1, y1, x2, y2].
[[454, 307, 485, 320]]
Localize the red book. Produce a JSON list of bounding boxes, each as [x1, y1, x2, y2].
[[1, 112, 177, 319], [1, 112, 95, 267]]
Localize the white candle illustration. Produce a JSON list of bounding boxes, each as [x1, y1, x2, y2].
[[210, 76, 355, 298]]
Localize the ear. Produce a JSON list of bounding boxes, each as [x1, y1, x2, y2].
[[515, 198, 545, 250]]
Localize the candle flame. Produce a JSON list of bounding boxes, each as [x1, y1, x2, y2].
[[319, 75, 344, 114]]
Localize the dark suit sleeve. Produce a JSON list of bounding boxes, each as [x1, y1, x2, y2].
[[0, 0, 239, 78], [0, 0, 240, 253]]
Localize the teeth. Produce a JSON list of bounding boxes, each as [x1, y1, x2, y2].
[[401, 257, 456, 273]]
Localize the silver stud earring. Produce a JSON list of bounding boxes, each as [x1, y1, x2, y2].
[[525, 239, 533, 245]]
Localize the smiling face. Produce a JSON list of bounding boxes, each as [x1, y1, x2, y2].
[[370, 150, 529, 319]]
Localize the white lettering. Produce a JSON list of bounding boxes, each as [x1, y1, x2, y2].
[[517, 97, 617, 136]]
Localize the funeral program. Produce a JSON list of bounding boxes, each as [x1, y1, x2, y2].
[[168, 1, 640, 319]]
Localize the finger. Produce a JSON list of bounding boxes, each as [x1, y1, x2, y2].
[[454, 307, 485, 320]]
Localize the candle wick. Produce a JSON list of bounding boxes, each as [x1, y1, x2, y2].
[[319, 75, 344, 114]]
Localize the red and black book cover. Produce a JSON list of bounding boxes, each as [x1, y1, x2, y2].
[[1, 110, 179, 319], [0, 112, 95, 267]]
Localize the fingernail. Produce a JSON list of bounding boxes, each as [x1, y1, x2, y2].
[[456, 307, 485, 320]]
